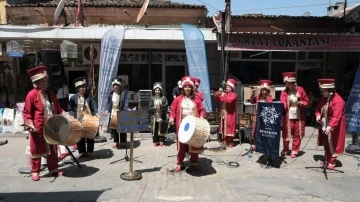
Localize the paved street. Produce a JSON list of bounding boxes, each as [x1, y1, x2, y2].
[[0, 127, 359, 202]]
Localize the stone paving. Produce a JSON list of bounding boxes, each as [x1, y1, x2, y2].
[[0, 127, 359, 202]]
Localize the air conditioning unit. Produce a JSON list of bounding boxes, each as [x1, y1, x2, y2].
[[82, 43, 100, 65]]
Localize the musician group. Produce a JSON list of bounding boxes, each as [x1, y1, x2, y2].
[[23, 65, 346, 181]]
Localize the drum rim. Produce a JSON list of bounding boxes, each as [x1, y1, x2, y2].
[[44, 115, 81, 145]]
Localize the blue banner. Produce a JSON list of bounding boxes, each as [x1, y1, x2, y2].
[[182, 24, 212, 112], [345, 66, 360, 133], [256, 102, 283, 156], [97, 28, 125, 114]]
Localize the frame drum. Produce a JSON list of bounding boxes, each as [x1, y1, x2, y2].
[[44, 115, 83, 146], [178, 115, 210, 148], [82, 114, 99, 139]]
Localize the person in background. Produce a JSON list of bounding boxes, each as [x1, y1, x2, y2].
[[169, 76, 205, 172], [107, 77, 129, 148], [280, 72, 309, 158], [68, 77, 99, 158], [56, 81, 69, 111], [23, 66, 65, 181], [214, 79, 238, 148], [315, 78, 346, 170], [193, 77, 204, 102], [172, 80, 182, 99], [250, 79, 273, 150], [149, 82, 168, 147]]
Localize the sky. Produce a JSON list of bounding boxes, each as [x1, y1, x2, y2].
[[177, 0, 359, 16]]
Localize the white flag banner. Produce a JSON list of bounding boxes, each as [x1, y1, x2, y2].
[[98, 28, 125, 113]]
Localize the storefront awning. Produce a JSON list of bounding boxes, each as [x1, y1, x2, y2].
[[0, 26, 217, 41], [218, 32, 360, 52]]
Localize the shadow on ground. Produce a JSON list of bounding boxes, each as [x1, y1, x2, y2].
[[0, 190, 107, 202]]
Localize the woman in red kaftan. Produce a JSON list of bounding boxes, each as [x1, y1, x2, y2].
[[169, 76, 206, 172], [250, 80, 274, 150], [23, 66, 65, 181], [315, 78, 346, 170], [214, 79, 238, 148], [280, 72, 308, 158]]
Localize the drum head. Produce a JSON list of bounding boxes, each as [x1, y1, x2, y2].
[[44, 115, 71, 144], [178, 115, 196, 144]]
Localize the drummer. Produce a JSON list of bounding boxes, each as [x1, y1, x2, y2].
[[23, 66, 66, 181], [169, 76, 206, 172], [107, 77, 129, 149], [68, 77, 99, 158]]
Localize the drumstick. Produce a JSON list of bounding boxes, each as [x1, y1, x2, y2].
[[21, 124, 35, 132]]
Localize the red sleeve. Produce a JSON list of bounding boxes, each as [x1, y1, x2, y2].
[[218, 92, 237, 104], [197, 99, 206, 118], [23, 91, 34, 126], [267, 96, 273, 102], [328, 96, 345, 128], [169, 97, 179, 120], [214, 94, 221, 102], [299, 87, 309, 107], [200, 93, 204, 102], [280, 91, 288, 111]]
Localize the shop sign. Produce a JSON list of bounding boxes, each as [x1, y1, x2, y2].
[[6, 40, 24, 57], [218, 34, 360, 51]]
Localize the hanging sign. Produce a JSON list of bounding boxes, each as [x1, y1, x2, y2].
[[6, 40, 24, 57]]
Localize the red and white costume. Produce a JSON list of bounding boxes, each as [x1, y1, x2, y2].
[[280, 72, 308, 157], [250, 80, 273, 148], [169, 76, 206, 168], [214, 79, 238, 147], [315, 79, 346, 169], [193, 77, 204, 102], [23, 66, 64, 175]]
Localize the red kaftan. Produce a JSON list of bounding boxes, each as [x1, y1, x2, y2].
[[315, 93, 346, 157], [23, 89, 64, 158], [214, 92, 237, 137], [195, 91, 204, 102], [169, 95, 206, 154], [280, 86, 308, 141]]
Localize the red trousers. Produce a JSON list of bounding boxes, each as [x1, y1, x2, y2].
[[177, 142, 199, 165], [31, 145, 58, 173], [224, 136, 234, 144], [283, 120, 301, 153], [323, 138, 336, 164]]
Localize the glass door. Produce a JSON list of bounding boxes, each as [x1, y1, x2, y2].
[[165, 65, 185, 103]]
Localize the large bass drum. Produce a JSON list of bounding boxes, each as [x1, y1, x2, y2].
[[44, 115, 83, 146], [178, 115, 210, 148], [82, 114, 99, 139]]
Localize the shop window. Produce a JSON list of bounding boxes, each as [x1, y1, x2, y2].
[[229, 61, 269, 84], [151, 64, 162, 87], [229, 52, 240, 59], [308, 52, 324, 60], [271, 62, 296, 84], [242, 51, 270, 59], [118, 64, 149, 92], [165, 65, 185, 102], [298, 52, 306, 60], [271, 51, 296, 60], [297, 62, 323, 92]]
